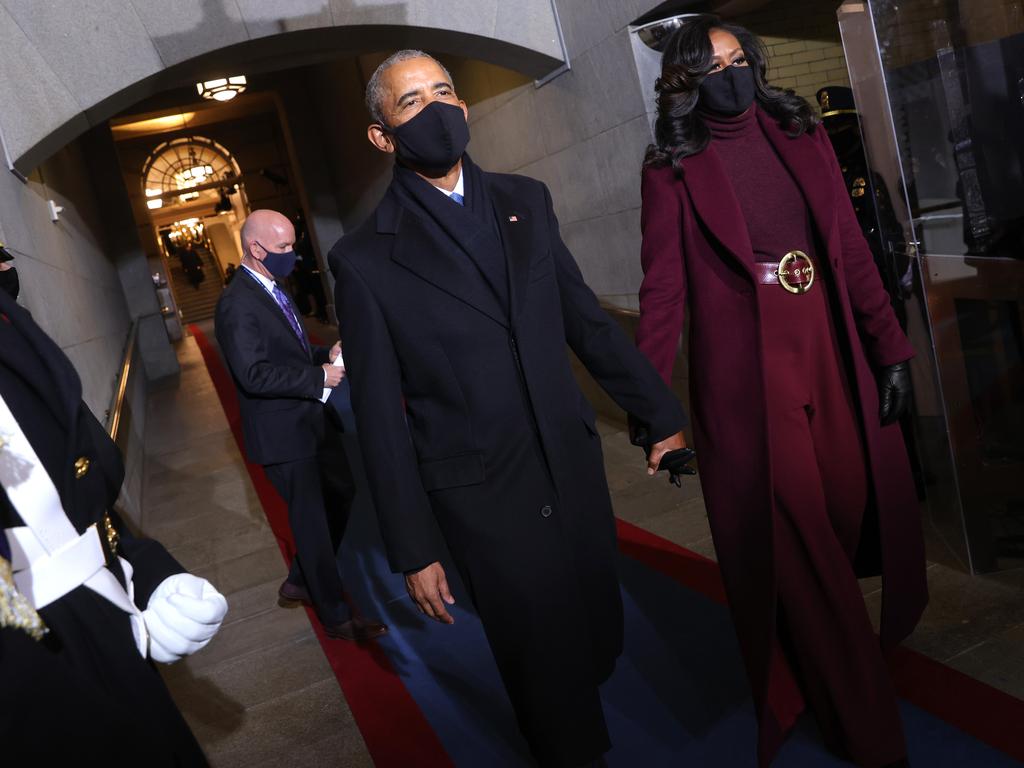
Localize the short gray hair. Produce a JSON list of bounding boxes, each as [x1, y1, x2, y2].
[[365, 49, 455, 127]]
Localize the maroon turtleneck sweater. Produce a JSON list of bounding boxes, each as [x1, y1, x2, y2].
[[701, 105, 816, 264]]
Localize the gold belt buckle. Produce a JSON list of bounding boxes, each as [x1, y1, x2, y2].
[[777, 250, 815, 294]]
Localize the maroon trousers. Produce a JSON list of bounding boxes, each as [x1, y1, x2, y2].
[[758, 272, 906, 767]]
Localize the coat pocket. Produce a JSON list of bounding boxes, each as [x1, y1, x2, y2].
[[419, 452, 486, 492]]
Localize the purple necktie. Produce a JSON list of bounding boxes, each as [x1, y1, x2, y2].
[[271, 283, 310, 355]]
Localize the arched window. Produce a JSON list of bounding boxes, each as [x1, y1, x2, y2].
[[141, 136, 245, 212]]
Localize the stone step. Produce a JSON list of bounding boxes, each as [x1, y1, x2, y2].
[[168, 247, 224, 324]]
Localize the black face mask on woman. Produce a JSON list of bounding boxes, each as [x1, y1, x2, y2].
[[0, 267, 19, 300], [699, 65, 756, 116], [390, 101, 470, 174]]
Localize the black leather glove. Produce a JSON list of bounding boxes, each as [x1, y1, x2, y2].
[[877, 361, 911, 426], [628, 414, 696, 487], [658, 448, 697, 487]]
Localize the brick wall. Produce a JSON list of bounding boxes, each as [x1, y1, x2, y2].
[[732, 0, 849, 105]]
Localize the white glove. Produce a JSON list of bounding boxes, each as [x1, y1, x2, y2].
[[143, 573, 228, 664]]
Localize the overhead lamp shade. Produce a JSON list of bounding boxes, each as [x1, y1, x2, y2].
[[197, 75, 247, 101]]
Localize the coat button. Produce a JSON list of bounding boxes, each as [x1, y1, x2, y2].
[[74, 456, 90, 479], [540, 505, 553, 518]]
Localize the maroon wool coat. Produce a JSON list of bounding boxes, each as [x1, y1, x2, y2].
[[635, 108, 928, 744]]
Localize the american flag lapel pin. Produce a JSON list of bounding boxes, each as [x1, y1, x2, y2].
[[508, 214, 519, 223]]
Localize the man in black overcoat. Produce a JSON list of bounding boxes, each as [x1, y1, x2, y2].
[[330, 50, 687, 767], [0, 285, 226, 766]]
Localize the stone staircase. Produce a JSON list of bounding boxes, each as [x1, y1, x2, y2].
[[167, 246, 223, 324]]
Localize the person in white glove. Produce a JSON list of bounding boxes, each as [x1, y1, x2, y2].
[[144, 573, 229, 663], [0, 284, 223, 766]]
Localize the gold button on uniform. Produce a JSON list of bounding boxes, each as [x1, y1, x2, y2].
[[74, 456, 90, 479], [103, 512, 120, 555]]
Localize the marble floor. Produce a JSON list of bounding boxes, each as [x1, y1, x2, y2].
[[145, 332, 373, 768], [145, 327, 1024, 767]]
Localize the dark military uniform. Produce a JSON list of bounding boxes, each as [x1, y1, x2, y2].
[[818, 86, 927, 498], [0, 289, 207, 766], [817, 86, 909, 328]]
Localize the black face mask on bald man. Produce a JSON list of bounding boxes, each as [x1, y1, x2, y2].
[[389, 101, 470, 175]]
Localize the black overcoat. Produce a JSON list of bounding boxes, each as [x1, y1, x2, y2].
[[330, 163, 684, 765]]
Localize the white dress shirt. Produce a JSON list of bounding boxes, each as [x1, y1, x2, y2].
[[432, 167, 465, 200], [240, 263, 277, 296]]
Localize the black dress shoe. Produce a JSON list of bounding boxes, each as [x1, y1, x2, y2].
[[278, 580, 312, 606], [323, 617, 389, 642]]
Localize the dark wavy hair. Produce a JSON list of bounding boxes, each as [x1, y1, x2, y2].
[[644, 16, 819, 169]]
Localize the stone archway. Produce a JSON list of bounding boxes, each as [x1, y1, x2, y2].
[[0, 0, 565, 175]]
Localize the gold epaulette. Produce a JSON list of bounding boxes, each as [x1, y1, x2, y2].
[[0, 557, 47, 641]]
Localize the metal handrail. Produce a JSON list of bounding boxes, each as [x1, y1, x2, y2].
[[599, 300, 640, 319], [106, 321, 137, 440]]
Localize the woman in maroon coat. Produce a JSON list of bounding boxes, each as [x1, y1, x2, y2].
[[634, 17, 927, 768]]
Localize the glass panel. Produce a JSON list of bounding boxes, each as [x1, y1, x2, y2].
[[870, 0, 1024, 258], [841, 0, 1024, 572], [922, 256, 1024, 572], [955, 298, 1024, 467]]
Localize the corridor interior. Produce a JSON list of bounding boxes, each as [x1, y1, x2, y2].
[[140, 322, 1024, 768]]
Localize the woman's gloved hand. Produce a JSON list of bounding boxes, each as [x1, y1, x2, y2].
[[629, 414, 695, 487], [877, 361, 911, 426]]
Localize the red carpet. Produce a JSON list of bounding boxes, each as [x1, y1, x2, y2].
[[192, 323, 1024, 765], [190, 324, 453, 768]]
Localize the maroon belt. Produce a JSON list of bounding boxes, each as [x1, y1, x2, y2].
[[756, 250, 816, 294]]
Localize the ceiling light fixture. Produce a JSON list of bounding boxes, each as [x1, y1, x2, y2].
[[196, 75, 247, 102]]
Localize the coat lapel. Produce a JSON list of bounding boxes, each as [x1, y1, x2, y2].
[[238, 270, 309, 357], [488, 181, 535, 321], [678, 146, 756, 278], [756, 110, 837, 245], [386, 199, 509, 328]]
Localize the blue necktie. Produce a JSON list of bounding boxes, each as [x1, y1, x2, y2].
[[450, 192, 465, 206]]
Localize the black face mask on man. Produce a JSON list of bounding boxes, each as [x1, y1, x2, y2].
[[389, 101, 470, 175], [255, 243, 298, 279], [699, 65, 756, 117], [0, 267, 19, 300]]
